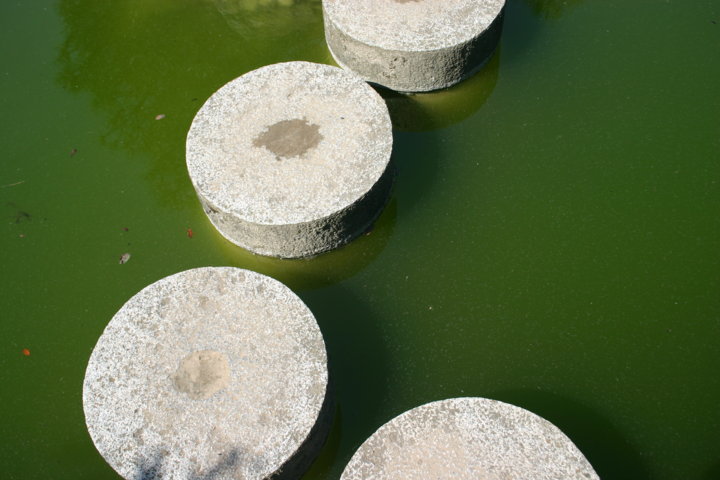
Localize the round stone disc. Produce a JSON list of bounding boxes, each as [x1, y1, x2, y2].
[[83, 267, 330, 480], [323, 0, 506, 92], [341, 397, 599, 480], [186, 61, 393, 258]]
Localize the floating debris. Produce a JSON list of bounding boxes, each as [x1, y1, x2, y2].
[[1, 180, 25, 188], [187, 228, 193, 238], [155, 114, 166, 120], [22, 348, 30, 356], [70, 148, 78, 157], [7, 202, 31, 223], [19, 234, 25, 238], [119, 253, 131, 264], [122, 227, 129, 232]]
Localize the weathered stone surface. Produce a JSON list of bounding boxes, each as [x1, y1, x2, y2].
[[341, 397, 599, 480], [186, 61, 394, 258], [83, 267, 331, 480], [323, 0, 505, 92]]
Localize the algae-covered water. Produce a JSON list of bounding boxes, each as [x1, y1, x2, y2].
[[1, 1, 719, 479]]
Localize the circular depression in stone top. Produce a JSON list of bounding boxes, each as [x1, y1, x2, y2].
[[83, 267, 329, 480], [186, 61, 392, 226], [323, 0, 505, 52], [341, 397, 599, 480]]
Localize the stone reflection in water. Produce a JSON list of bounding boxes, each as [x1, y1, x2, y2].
[[214, 0, 297, 12], [213, 0, 321, 33], [211, 197, 397, 291], [373, 49, 500, 132], [521, 0, 585, 19]]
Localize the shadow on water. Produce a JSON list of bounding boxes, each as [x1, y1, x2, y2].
[[302, 405, 344, 479], [519, 0, 586, 19], [299, 285, 392, 480], [705, 461, 720, 480], [55, 0, 326, 209], [503, 0, 585, 67], [389, 126, 443, 219], [493, 389, 651, 480]]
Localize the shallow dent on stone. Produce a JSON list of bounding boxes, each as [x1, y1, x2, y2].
[[172, 350, 230, 400], [253, 118, 322, 159]]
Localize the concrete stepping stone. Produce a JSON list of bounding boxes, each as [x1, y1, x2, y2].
[[323, 0, 506, 92], [83, 267, 331, 480], [341, 397, 599, 480], [186, 61, 394, 258]]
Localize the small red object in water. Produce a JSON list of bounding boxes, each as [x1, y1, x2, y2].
[[123, 227, 129, 232], [22, 348, 30, 356], [187, 228, 193, 238]]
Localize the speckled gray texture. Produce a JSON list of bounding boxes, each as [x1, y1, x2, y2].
[[83, 267, 331, 480], [341, 397, 600, 480], [323, 0, 505, 92], [186, 61, 393, 258]]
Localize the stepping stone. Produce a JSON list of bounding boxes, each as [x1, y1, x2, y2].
[[341, 397, 599, 480], [323, 0, 506, 92], [186, 61, 394, 258], [83, 267, 331, 479]]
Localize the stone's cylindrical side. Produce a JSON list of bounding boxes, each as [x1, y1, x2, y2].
[[83, 267, 331, 480], [199, 159, 395, 259], [341, 397, 600, 480], [325, 12, 504, 93], [323, 0, 505, 93], [186, 61, 393, 259]]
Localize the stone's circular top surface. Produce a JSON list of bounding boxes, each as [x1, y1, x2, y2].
[[341, 397, 599, 480], [186, 61, 392, 225], [83, 267, 328, 480], [323, 0, 505, 51]]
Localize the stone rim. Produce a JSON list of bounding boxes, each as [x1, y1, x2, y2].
[[83, 267, 329, 480], [340, 397, 600, 480], [186, 61, 392, 226], [323, 0, 506, 52]]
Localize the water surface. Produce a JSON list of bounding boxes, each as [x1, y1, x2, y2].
[[1, 1, 718, 479]]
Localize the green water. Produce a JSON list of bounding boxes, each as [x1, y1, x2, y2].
[[1, 0, 718, 478]]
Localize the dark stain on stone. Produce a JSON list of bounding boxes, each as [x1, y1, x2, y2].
[[253, 119, 322, 160]]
